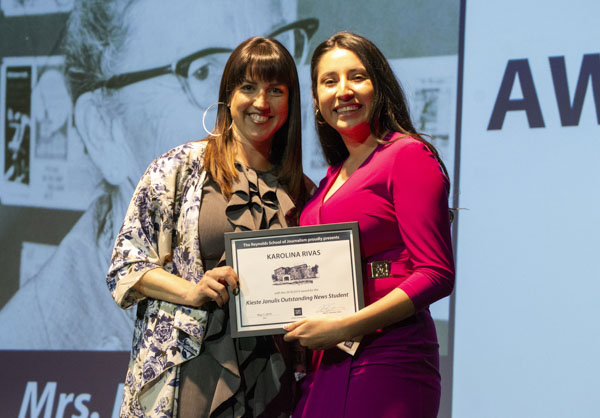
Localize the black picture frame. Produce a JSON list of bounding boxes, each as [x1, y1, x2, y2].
[[224, 222, 364, 338]]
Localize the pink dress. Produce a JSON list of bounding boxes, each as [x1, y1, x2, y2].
[[294, 133, 455, 418]]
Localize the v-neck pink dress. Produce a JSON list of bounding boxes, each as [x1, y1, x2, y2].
[[294, 133, 455, 418]]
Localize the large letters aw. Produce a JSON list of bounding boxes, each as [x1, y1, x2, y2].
[[488, 53, 600, 130]]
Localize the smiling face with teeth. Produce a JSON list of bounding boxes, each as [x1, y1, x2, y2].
[[228, 77, 289, 153], [314, 47, 375, 143]]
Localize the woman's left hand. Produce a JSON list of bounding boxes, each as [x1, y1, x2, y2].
[[283, 316, 348, 350]]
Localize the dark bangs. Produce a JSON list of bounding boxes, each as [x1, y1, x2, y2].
[[218, 37, 301, 171], [226, 38, 295, 96], [209, 36, 306, 209]]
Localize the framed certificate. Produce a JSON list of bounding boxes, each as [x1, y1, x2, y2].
[[225, 222, 364, 338]]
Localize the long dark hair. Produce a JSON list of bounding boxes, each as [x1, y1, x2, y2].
[[310, 31, 449, 180], [204, 36, 307, 208]]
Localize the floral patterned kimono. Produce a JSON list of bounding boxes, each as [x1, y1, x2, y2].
[[107, 141, 295, 416]]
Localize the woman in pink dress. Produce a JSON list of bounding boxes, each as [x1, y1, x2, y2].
[[284, 32, 455, 417]]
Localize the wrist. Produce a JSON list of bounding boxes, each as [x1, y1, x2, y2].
[[180, 280, 197, 306], [338, 315, 358, 341]]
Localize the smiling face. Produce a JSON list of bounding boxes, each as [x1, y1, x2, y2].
[[229, 77, 289, 150], [314, 47, 375, 142]]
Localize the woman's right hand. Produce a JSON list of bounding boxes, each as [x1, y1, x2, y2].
[[186, 266, 239, 308], [135, 266, 239, 309]]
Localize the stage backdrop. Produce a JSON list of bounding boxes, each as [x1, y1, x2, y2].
[[453, 0, 600, 417], [0, 0, 459, 416]]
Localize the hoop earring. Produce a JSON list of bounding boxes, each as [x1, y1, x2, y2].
[[315, 107, 327, 125], [202, 102, 233, 137]]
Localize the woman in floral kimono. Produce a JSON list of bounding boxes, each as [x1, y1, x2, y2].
[[107, 37, 310, 417]]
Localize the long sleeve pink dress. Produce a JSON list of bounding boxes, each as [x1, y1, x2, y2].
[[294, 132, 455, 418]]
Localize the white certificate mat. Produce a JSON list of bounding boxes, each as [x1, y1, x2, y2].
[[225, 222, 364, 337]]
